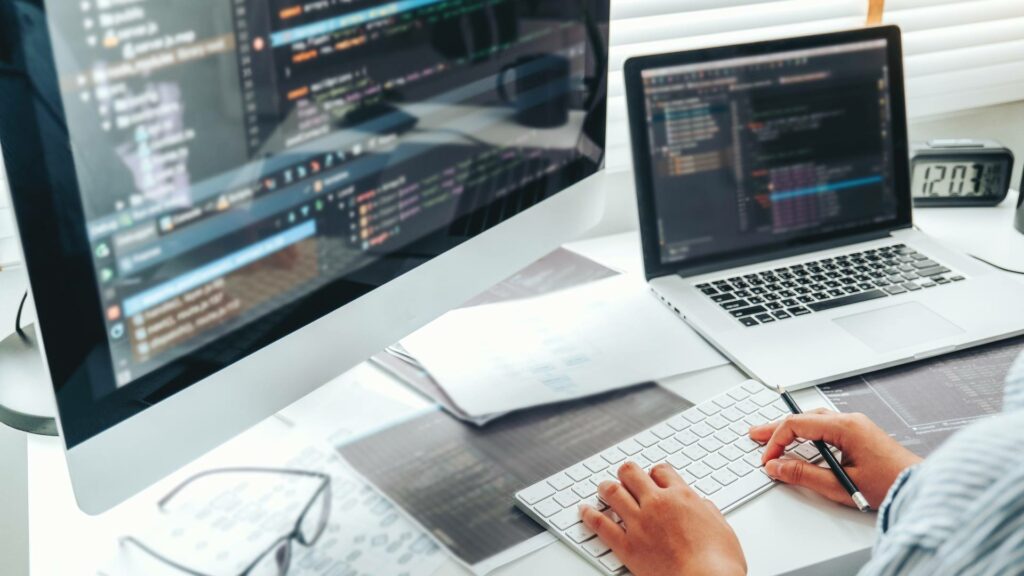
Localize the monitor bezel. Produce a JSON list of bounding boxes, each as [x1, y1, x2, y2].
[[1, 0, 609, 451], [624, 26, 913, 281]]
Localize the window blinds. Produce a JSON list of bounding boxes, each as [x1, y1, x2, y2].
[[605, 0, 1024, 171]]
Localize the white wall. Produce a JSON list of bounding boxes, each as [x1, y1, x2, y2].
[[586, 100, 1024, 239]]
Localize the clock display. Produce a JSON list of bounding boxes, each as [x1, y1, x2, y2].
[[912, 161, 1005, 198]]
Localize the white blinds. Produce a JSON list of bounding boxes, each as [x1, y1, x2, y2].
[[884, 0, 1024, 118], [605, 0, 1024, 172]]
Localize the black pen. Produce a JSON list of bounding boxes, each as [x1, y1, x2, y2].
[[778, 386, 871, 512]]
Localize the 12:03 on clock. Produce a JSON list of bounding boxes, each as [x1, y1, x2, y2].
[[911, 140, 1014, 207]]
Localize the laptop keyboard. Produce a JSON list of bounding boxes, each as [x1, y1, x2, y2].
[[696, 244, 965, 328]]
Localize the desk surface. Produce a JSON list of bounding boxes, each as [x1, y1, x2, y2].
[[11, 193, 1022, 576]]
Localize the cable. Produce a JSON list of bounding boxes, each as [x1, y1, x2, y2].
[[15, 289, 27, 341], [969, 254, 1024, 276]]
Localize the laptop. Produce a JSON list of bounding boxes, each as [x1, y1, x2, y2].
[[624, 26, 1024, 391]]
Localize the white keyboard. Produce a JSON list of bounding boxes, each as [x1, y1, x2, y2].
[[514, 380, 826, 575]]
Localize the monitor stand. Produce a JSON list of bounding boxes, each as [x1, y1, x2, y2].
[[0, 325, 57, 436]]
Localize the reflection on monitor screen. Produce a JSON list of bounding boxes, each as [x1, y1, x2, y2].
[[40, 0, 606, 413], [48, 0, 602, 385]]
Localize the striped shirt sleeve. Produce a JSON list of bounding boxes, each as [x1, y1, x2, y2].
[[858, 350, 1024, 576]]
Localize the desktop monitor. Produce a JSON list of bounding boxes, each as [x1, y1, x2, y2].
[[0, 0, 609, 513]]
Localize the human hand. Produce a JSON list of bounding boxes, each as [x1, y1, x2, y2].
[[749, 409, 922, 509], [580, 461, 746, 576]]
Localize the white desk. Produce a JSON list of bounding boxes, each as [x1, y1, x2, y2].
[[6, 193, 1023, 576]]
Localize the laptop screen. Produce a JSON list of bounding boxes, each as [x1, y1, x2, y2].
[[637, 37, 901, 270]]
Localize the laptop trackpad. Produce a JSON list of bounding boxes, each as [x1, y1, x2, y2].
[[834, 302, 964, 354]]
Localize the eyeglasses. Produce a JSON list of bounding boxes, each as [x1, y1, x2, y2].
[[121, 467, 331, 576]]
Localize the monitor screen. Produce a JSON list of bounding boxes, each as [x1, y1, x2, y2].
[[638, 38, 900, 269], [3, 0, 607, 446]]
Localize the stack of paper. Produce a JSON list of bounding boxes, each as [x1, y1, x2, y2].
[[398, 274, 728, 417]]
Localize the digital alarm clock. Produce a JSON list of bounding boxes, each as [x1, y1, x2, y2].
[[910, 140, 1015, 207]]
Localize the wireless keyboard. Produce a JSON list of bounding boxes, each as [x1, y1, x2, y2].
[[514, 380, 827, 575]]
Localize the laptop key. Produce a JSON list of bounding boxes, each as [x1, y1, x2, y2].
[[917, 266, 951, 277], [807, 289, 888, 312], [712, 293, 736, 303], [902, 282, 922, 292], [789, 307, 811, 316], [730, 305, 767, 318], [772, 311, 791, 320], [755, 314, 775, 324], [721, 299, 749, 311], [740, 317, 759, 327], [884, 285, 907, 295]]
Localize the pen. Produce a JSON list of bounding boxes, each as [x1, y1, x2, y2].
[[777, 386, 871, 512]]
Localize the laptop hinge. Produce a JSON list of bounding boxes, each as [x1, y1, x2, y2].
[[665, 228, 897, 280]]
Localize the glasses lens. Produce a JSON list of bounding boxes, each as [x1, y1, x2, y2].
[[297, 485, 331, 545], [250, 539, 291, 576]]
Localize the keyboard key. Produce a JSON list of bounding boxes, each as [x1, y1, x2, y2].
[[566, 464, 591, 482], [916, 266, 950, 277], [704, 454, 729, 470], [599, 552, 625, 572], [643, 446, 668, 462], [565, 522, 597, 544], [755, 313, 775, 323], [727, 388, 748, 401], [729, 421, 750, 436], [584, 456, 608, 473], [714, 429, 737, 444], [573, 483, 597, 498], [709, 470, 773, 511], [520, 482, 556, 504], [696, 477, 722, 495], [667, 415, 690, 431], [752, 390, 777, 406], [534, 497, 562, 518], [807, 289, 888, 312], [634, 431, 659, 447], [737, 400, 759, 414], [741, 381, 763, 394], [712, 395, 734, 409], [651, 423, 675, 439], [735, 437, 760, 452], [721, 407, 744, 422], [682, 408, 705, 424], [712, 293, 736, 303], [721, 299, 749, 311], [683, 445, 708, 461], [705, 414, 729, 430], [552, 506, 585, 528], [617, 439, 643, 456], [728, 461, 752, 477], [667, 453, 690, 470], [720, 445, 743, 461], [691, 422, 715, 437], [713, 470, 738, 486], [793, 442, 822, 461], [698, 437, 723, 452], [675, 429, 700, 446], [581, 537, 611, 557], [697, 403, 719, 416], [601, 447, 627, 465], [548, 473, 574, 491], [740, 317, 759, 327], [555, 490, 580, 508], [659, 437, 683, 454]]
